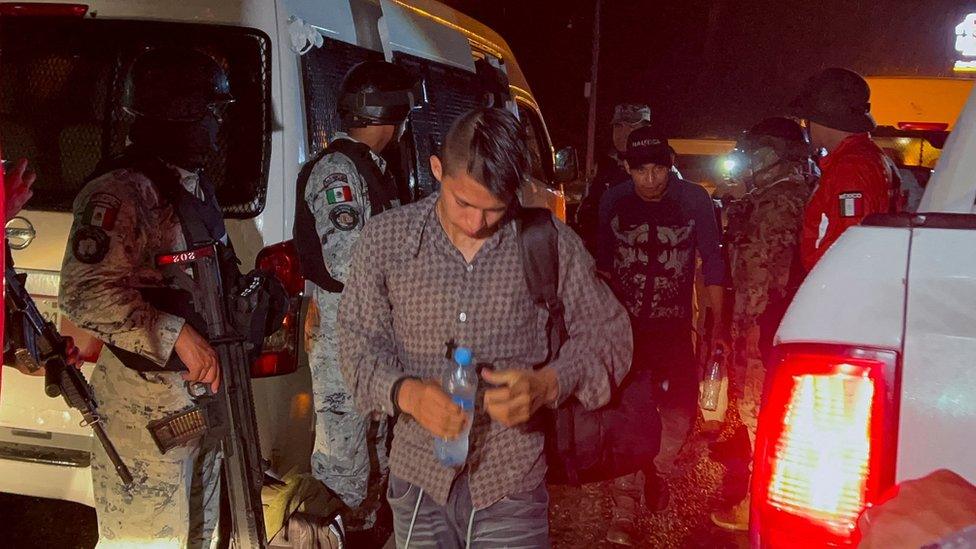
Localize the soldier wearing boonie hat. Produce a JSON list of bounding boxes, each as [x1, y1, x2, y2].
[[612, 103, 652, 126], [576, 103, 652, 255]]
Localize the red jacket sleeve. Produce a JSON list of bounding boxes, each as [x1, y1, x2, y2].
[[800, 156, 891, 271]]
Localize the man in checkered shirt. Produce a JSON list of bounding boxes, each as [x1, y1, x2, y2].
[[338, 107, 632, 548]]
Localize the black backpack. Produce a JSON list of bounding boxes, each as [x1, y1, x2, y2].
[[516, 208, 661, 486]]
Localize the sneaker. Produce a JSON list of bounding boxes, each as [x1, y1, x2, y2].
[[606, 518, 640, 546], [710, 495, 750, 531]]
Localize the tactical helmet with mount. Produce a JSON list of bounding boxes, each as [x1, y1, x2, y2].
[[123, 47, 234, 122], [338, 61, 418, 128], [727, 117, 812, 184]]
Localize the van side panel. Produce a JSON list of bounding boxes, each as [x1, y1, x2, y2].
[[775, 226, 910, 350], [240, 0, 313, 478], [896, 227, 976, 485]]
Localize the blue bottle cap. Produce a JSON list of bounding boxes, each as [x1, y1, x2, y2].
[[453, 347, 473, 367]]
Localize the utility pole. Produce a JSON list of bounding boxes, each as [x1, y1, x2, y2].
[[584, 0, 602, 178]]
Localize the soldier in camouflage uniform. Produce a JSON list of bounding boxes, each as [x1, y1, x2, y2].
[[293, 60, 416, 532], [59, 48, 235, 547], [711, 117, 815, 531], [575, 103, 651, 254]]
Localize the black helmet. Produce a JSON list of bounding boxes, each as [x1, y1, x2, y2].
[[790, 67, 875, 133], [123, 47, 234, 122], [726, 117, 811, 181], [338, 61, 417, 128]]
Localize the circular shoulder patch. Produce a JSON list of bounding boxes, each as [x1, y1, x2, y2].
[[329, 204, 361, 232], [71, 225, 111, 264]]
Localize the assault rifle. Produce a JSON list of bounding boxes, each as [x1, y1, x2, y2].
[[150, 244, 268, 548], [3, 265, 133, 486]]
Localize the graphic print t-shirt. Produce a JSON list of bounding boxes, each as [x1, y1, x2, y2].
[[607, 190, 698, 327]]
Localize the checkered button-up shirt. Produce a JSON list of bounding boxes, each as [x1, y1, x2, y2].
[[338, 194, 632, 509]]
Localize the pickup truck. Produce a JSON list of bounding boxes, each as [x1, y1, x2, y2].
[[750, 82, 976, 547]]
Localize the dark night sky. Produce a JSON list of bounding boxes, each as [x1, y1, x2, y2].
[[445, 0, 976, 155]]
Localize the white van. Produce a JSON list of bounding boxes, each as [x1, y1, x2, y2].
[[0, 0, 573, 507]]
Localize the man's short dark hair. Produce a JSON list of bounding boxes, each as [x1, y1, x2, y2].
[[439, 107, 529, 206]]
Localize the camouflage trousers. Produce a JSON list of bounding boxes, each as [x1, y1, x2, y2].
[[730, 323, 764, 445], [89, 352, 222, 548], [308, 288, 389, 531]]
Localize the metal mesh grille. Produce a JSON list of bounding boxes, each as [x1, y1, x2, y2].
[[394, 53, 485, 199], [300, 37, 383, 154], [0, 18, 271, 218], [300, 42, 493, 203], [301, 38, 427, 202]]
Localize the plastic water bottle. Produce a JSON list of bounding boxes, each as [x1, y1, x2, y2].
[[434, 346, 477, 468], [699, 347, 726, 411]]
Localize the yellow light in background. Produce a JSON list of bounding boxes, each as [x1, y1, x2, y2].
[[290, 392, 313, 421], [98, 540, 186, 548]]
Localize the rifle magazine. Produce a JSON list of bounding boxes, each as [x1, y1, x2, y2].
[[147, 406, 211, 454]]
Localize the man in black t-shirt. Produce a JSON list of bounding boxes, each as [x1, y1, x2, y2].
[[597, 127, 728, 545]]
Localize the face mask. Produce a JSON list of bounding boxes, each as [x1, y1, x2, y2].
[[156, 114, 221, 170]]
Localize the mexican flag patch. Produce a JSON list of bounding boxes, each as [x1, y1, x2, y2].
[[838, 192, 864, 218], [326, 185, 353, 205], [83, 193, 121, 230]]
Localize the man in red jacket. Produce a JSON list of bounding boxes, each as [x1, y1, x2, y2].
[[790, 68, 897, 270]]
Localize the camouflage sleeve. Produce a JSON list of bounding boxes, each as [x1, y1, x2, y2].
[[758, 190, 807, 295], [305, 152, 368, 285], [59, 176, 185, 366], [758, 191, 806, 252]]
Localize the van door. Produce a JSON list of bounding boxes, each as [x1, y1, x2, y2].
[[0, 16, 271, 505], [517, 102, 566, 220]]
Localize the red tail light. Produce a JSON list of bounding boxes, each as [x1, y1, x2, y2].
[[252, 241, 304, 378], [896, 122, 949, 132], [257, 240, 304, 296], [0, 3, 89, 16], [751, 345, 900, 548]]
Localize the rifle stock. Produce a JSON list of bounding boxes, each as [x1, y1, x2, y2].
[[3, 265, 133, 486]]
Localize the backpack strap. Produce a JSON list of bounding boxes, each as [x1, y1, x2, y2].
[[517, 207, 584, 484], [516, 207, 568, 365]]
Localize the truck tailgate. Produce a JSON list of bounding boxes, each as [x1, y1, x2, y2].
[[897, 221, 976, 484]]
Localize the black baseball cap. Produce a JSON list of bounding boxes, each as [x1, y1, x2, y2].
[[623, 126, 672, 169]]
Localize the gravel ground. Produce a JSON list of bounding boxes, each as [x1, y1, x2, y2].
[[0, 493, 96, 549], [548, 435, 749, 548], [548, 387, 752, 549], [2, 419, 747, 549]]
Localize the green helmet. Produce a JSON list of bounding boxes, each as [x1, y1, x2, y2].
[[725, 117, 811, 185], [790, 67, 876, 133]]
